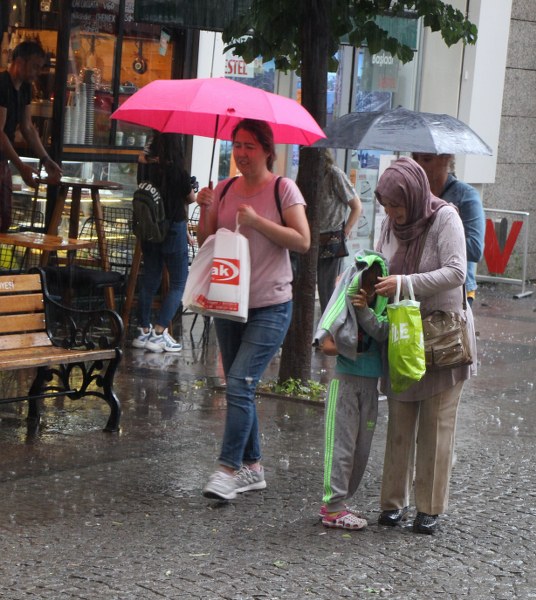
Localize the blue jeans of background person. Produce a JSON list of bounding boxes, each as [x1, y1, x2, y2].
[[138, 220, 189, 328], [215, 301, 293, 471]]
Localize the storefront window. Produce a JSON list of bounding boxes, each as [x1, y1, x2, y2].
[[346, 18, 421, 251], [68, 3, 172, 150]]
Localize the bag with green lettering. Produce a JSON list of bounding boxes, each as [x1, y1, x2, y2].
[[387, 275, 426, 393]]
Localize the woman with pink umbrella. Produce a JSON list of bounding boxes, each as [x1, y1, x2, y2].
[[197, 119, 310, 501]]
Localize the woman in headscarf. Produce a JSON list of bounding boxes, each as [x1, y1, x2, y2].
[[374, 157, 477, 534]]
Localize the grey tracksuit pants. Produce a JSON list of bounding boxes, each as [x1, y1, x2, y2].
[[323, 373, 379, 512]]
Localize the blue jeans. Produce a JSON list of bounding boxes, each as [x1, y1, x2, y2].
[[215, 301, 293, 470], [138, 220, 189, 328]]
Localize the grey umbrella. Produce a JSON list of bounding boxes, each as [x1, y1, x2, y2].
[[314, 106, 493, 155]]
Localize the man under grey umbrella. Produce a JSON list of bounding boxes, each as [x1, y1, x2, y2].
[[412, 153, 485, 306]]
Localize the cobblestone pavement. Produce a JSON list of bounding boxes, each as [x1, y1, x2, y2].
[[0, 283, 535, 599]]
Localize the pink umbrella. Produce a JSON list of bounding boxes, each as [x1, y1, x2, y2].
[[111, 77, 325, 146], [111, 78, 325, 178]]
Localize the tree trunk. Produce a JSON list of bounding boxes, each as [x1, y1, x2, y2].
[[279, 0, 330, 383]]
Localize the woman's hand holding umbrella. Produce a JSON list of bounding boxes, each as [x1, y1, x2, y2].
[[196, 185, 216, 244]]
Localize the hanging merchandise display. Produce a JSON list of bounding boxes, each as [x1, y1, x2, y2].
[[81, 68, 95, 144]]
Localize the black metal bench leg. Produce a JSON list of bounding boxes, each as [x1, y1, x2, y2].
[[27, 366, 47, 428], [102, 349, 122, 433]]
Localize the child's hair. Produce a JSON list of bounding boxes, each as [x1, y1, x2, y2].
[[362, 262, 382, 289]]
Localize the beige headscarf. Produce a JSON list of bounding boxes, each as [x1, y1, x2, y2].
[[376, 157, 448, 274]]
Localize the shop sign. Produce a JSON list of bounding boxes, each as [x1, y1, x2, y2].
[[225, 53, 253, 78], [361, 49, 399, 93], [71, 0, 120, 35], [484, 218, 523, 275], [134, 0, 252, 32]]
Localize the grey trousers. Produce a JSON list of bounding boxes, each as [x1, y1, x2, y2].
[[380, 380, 464, 516], [323, 374, 379, 512]]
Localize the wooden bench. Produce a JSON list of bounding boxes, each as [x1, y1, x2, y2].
[[0, 269, 123, 433]]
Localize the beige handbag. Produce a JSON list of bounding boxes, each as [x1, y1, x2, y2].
[[422, 286, 473, 370]]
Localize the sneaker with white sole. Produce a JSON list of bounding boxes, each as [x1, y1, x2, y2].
[[318, 503, 349, 520], [234, 465, 266, 493], [203, 470, 239, 500], [203, 466, 266, 500], [322, 510, 367, 531], [132, 326, 152, 349], [144, 328, 182, 353]]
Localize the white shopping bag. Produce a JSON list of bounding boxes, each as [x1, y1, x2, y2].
[[182, 234, 215, 314], [183, 225, 251, 322]]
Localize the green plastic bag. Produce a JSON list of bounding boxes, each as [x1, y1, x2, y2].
[[387, 275, 426, 393]]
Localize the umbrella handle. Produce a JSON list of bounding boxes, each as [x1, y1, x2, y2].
[[201, 180, 213, 232]]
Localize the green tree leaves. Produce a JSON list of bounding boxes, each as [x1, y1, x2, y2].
[[223, 0, 478, 71]]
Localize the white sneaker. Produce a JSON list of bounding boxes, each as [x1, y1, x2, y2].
[[203, 470, 238, 500], [202, 466, 266, 501], [132, 326, 152, 349], [144, 328, 182, 353], [234, 465, 266, 493]]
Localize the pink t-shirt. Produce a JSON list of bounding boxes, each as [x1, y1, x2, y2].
[[215, 176, 306, 308]]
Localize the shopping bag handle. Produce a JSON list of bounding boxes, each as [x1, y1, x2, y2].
[[405, 275, 416, 301], [394, 274, 416, 302], [394, 274, 402, 303]]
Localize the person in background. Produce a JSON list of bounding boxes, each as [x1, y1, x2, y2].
[[412, 153, 485, 306], [317, 149, 362, 314], [196, 119, 310, 501], [315, 253, 388, 531], [374, 157, 477, 535], [0, 40, 61, 231], [132, 132, 195, 352]]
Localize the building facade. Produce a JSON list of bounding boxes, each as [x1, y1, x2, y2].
[[482, 0, 536, 279]]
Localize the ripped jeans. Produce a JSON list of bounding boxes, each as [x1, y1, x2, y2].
[[214, 301, 292, 470]]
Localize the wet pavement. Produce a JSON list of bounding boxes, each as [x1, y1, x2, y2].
[[0, 283, 535, 599]]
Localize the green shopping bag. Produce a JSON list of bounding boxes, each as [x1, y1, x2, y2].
[[387, 275, 426, 393]]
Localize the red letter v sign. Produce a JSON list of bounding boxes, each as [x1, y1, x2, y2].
[[483, 218, 523, 275]]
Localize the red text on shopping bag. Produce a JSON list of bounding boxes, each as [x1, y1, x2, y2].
[[210, 258, 241, 285]]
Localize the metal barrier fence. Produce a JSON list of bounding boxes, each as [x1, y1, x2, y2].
[[477, 208, 532, 298]]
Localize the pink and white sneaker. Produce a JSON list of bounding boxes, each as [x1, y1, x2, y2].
[[322, 510, 367, 531]]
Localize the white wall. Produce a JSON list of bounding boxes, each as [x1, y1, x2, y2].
[[418, 0, 513, 186], [191, 31, 225, 188], [457, 0, 513, 184], [418, 0, 465, 114]]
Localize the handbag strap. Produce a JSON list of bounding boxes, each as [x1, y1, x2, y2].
[[414, 220, 467, 310], [272, 177, 284, 223], [415, 221, 432, 269]]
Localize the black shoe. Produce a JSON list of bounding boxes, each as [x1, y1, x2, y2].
[[378, 506, 409, 526], [413, 512, 439, 535]]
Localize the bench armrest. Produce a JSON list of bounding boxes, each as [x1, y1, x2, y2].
[[33, 268, 124, 350]]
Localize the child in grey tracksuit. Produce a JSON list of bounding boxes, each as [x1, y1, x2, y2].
[[315, 251, 389, 531]]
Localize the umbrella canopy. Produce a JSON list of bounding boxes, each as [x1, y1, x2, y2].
[[111, 77, 325, 146], [314, 106, 492, 155]]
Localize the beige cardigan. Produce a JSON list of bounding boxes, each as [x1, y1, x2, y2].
[[377, 205, 477, 401]]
